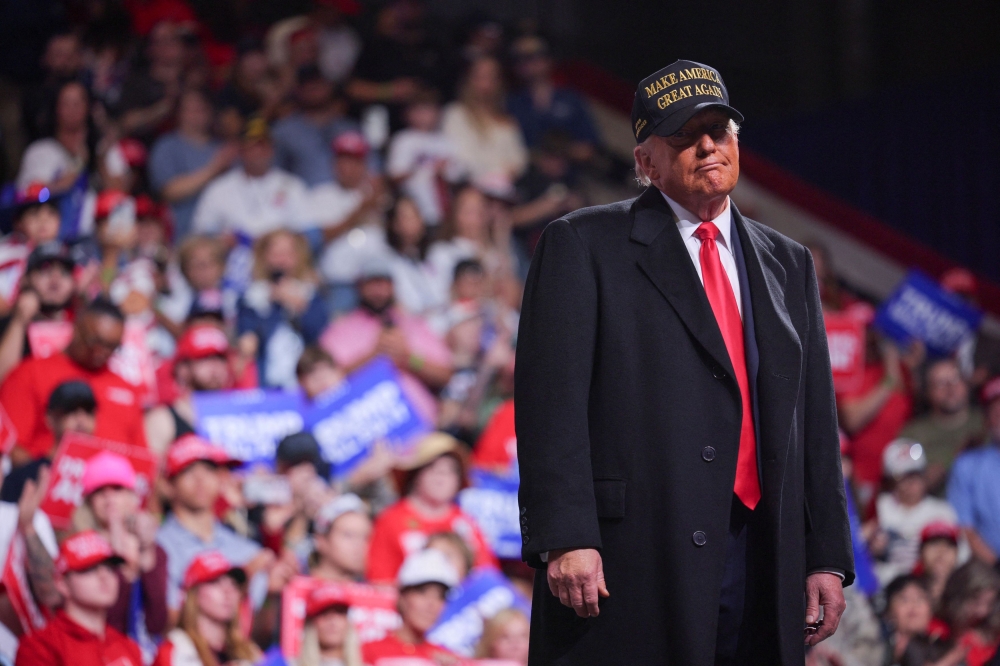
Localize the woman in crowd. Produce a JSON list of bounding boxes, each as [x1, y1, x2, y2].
[[237, 229, 329, 389], [310, 493, 373, 583], [361, 549, 460, 664], [17, 80, 96, 192], [442, 55, 528, 182], [384, 195, 446, 315], [366, 432, 498, 584], [934, 561, 1000, 666], [73, 451, 169, 641], [882, 575, 934, 665], [154, 551, 261, 666], [296, 584, 363, 666], [475, 608, 530, 665]]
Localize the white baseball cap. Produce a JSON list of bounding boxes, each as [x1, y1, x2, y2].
[[397, 548, 460, 590], [314, 493, 367, 535], [882, 438, 927, 480]]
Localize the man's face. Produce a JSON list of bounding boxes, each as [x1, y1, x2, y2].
[[241, 139, 274, 177], [20, 205, 61, 245], [28, 262, 74, 310], [298, 79, 333, 111], [895, 472, 927, 505], [334, 155, 367, 190], [358, 277, 394, 313], [926, 361, 968, 415], [44, 35, 81, 78], [188, 355, 231, 391], [637, 109, 739, 204], [60, 563, 120, 610], [72, 313, 123, 370], [171, 461, 221, 511]]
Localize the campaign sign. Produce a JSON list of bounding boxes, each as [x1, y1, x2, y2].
[[193, 389, 306, 463], [874, 270, 983, 357], [109, 319, 158, 407], [40, 433, 158, 529], [427, 568, 531, 657], [458, 470, 521, 560], [280, 576, 400, 658], [303, 358, 430, 478], [27, 320, 74, 359], [0, 402, 17, 454], [824, 312, 866, 394]]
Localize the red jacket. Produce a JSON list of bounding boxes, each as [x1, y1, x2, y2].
[[15, 610, 142, 666], [361, 632, 457, 665]]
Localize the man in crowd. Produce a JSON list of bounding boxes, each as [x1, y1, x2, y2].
[[948, 376, 1000, 565], [516, 60, 852, 664], [192, 117, 314, 238], [900, 357, 984, 491], [0, 298, 146, 465], [272, 64, 357, 187], [156, 434, 297, 612], [15, 531, 142, 666], [0, 241, 78, 381], [144, 324, 235, 456], [320, 258, 452, 423]]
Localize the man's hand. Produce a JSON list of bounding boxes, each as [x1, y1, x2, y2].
[[804, 573, 846, 646], [547, 548, 610, 618]]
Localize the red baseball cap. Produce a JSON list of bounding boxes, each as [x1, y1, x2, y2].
[[940, 268, 977, 297], [57, 530, 125, 574], [305, 583, 352, 619], [166, 434, 238, 477], [15, 182, 53, 206], [332, 131, 368, 157], [176, 325, 230, 361], [920, 521, 960, 546], [182, 551, 247, 590]]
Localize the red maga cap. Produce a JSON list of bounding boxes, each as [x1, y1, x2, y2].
[[166, 434, 237, 477], [306, 583, 352, 618], [182, 551, 247, 589], [57, 530, 124, 574], [332, 131, 368, 157], [920, 521, 960, 545], [176, 325, 230, 361]]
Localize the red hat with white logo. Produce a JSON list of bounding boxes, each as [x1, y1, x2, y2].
[[920, 521, 960, 546], [332, 131, 368, 157], [166, 434, 238, 477], [57, 530, 125, 574], [305, 583, 353, 618], [182, 551, 247, 590], [176, 325, 230, 361]]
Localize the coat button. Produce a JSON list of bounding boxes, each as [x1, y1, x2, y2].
[[520, 507, 527, 516], [692, 531, 707, 547], [712, 365, 725, 379], [522, 535, 529, 544], [520, 516, 528, 526], [702, 446, 716, 462]]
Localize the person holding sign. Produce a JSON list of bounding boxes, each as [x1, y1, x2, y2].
[[361, 549, 460, 666], [1, 298, 147, 465], [367, 433, 497, 585], [153, 551, 261, 666], [294, 584, 364, 666], [15, 531, 143, 666]]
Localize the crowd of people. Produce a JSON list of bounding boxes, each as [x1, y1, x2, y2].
[[0, 1, 999, 666]]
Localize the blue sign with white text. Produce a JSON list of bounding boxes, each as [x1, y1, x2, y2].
[[874, 270, 982, 357], [458, 469, 521, 560], [303, 357, 429, 478], [427, 568, 531, 656], [193, 389, 306, 464]]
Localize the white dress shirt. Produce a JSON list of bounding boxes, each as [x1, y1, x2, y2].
[[661, 192, 742, 317]]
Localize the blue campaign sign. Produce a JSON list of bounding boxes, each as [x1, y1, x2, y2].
[[874, 270, 982, 357], [193, 389, 306, 463], [427, 568, 531, 656], [458, 469, 521, 560], [302, 357, 430, 478]]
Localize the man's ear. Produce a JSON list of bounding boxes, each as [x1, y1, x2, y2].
[[54, 573, 70, 601]]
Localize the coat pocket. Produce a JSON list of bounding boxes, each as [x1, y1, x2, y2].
[[593, 477, 626, 519]]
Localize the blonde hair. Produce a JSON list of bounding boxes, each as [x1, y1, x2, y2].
[[296, 617, 364, 666], [178, 235, 227, 281], [251, 229, 317, 283], [474, 607, 529, 659], [458, 56, 510, 136], [178, 584, 260, 666]]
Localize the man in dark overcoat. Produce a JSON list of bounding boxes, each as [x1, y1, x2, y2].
[[515, 60, 855, 665]]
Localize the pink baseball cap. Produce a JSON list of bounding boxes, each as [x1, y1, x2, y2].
[[81, 451, 138, 496], [57, 530, 124, 574], [332, 131, 368, 157]]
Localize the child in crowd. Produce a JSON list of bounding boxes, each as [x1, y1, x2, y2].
[[917, 522, 961, 609], [0, 183, 63, 315], [45, 379, 98, 445], [16, 531, 142, 666], [474, 608, 530, 664]]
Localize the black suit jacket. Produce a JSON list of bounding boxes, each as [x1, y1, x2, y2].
[[515, 186, 854, 665]]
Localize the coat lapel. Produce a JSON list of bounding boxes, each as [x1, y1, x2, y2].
[[631, 186, 736, 382]]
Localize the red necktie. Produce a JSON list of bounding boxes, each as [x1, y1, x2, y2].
[[693, 221, 761, 510]]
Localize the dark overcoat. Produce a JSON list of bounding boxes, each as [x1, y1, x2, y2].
[[514, 185, 855, 665]]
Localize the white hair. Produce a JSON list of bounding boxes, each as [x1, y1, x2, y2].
[[633, 118, 741, 188]]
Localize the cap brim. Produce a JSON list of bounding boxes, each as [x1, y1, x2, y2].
[[648, 102, 744, 138]]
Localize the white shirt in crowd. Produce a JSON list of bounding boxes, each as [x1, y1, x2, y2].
[[875, 493, 963, 585], [387, 252, 449, 316], [307, 182, 389, 284], [192, 167, 313, 238], [441, 102, 528, 182], [16, 139, 82, 188], [662, 192, 742, 317], [317, 24, 362, 83], [386, 128, 463, 225]]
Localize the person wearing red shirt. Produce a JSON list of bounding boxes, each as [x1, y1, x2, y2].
[[362, 549, 460, 666], [1, 297, 147, 464], [367, 433, 498, 584], [15, 530, 142, 666], [471, 399, 517, 473]]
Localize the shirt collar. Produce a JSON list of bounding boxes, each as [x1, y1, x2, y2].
[[660, 191, 733, 251]]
